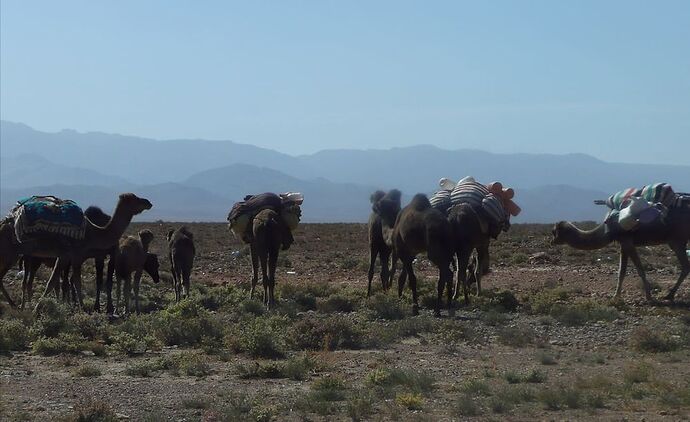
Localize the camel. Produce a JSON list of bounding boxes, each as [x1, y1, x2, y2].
[[249, 209, 285, 307], [447, 203, 500, 304], [18, 206, 117, 312], [387, 194, 454, 316], [167, 226, 195, 302], [115, 230, 159, 314], [552, 204, 690, 302], [367, 189, 402, 297], [0, 193, 152, 310]]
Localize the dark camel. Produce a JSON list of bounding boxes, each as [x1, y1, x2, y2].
[[167, 226, 195, 302], [115, 230, 159, 314], [552, 205, 690, 302], [447, 203, 501, 304], [249, 209, 285, 307], [388, 194, 454, 316], [0, 193, 152, 310], [367, 189, 402, 297], [19, 206, 117, 312]]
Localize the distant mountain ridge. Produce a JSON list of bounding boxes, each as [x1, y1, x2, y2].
[[1, 120, 686, 223]]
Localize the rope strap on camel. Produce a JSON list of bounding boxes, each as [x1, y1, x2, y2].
[[10, 195, 86, 242]]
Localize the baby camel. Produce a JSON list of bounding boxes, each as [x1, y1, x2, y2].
[[167, 226, 195, 302], [115, 230, 160, 314]]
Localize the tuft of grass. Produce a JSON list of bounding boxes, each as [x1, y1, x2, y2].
[[32, 333, 85, 356], [63, 400, 117, 422], [454, 394, 482, 416], [395, 392, 424, 410], [497, 325, 538, 348], [310, 376, 348, 402], [177, 352, 211, 377], [74, 365, 102, 378], [536, 351, 558, 365], [181, 397, 211, 409], [549, 301, 618, 326], [461, 379, 492, 397], [366, 367, 435, 398], [346, 391, 374, 422], [365, 294, 406, 320], [630, 327, 679, 353], [0, 319, 30, 353], [289, 315, 363, 351], [623, 362, 651, 384]]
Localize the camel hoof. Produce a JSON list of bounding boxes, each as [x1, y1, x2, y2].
[[662, 292, 675, 302]]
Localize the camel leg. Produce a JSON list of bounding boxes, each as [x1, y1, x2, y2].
[[0, 252, 19, 308], [94, 257, 104, 312], [133, 270, 142, 314], [664, 242, 690, 302], [35, 258, 64, 310], [123, 274, 133, 314], [404, 260, 419, 313], [453, 249, 471, 304], [70, 262, 85, 310], [182, 267, 191, 300], [625, 245, 655, 303], [21, 258, 38, 309], [367, 246, 378, 298], [268, 245, 279, 308], [249, 243, 259, 300], [258, 248, 269, 306], [614, 250, 629, 299], [105, 253, 116, 315], [380, 249, 391, 292], [116, 276, 123, 314], [476, 244, 490, 296]]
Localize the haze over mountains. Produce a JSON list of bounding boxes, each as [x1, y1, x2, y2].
[[1, 121, 687, 223]]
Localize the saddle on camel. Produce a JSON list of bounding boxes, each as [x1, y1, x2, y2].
[[226, 192, 303, 249]]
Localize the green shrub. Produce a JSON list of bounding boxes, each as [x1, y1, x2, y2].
[[31, 298, 69, 338], [365, 294, 406, 320], [550, 301, 618, 326], [74, 365, 102, 377], [347, 391, 374, 421], [455, 394, 482, 416], [461, 379, 492, 397], [234, 314, 289, 358], [366, 368, 435, 398], [623, 362, 651, 384], [395, 392, 424, 410], [69, 312, 109, 340], [497, 325, 537, 347], [317, 294, 356, 313], [64, 400, 117, 422], [289, 315, 363, 351], [630, 327, 679, 353], [153, 299, 224, 347], [177, 352, 212, 377], [310, 376, 347, 402], [0, 319, 30, 353], [32, 333, 85, 356]]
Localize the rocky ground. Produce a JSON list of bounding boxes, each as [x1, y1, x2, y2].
[[1, 222, 689, 421]]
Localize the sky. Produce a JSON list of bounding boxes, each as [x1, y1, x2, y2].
[[1, 0, 689, 165]]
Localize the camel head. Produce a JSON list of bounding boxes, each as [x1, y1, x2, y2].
[[118, 193, 153, 216], [144, 253, 161, 284], [551, 221, 572, 245], [138, 229, 154, 250], [370, 190, 386, 204], [373, 189, 402, 227]]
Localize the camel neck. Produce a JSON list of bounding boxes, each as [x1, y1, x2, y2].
[[563, 223, 612, 250], [87, 201, 133, 249]]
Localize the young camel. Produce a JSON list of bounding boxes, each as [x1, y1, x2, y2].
[[0, 193, 152, 311], [388, 194, 454, 316], [115, 230, 159, 314], [167, 226, 195, 302], [367, 189, 402, 297], [552, 204, 690, 302], [19, 206, 117, 312], [249, 209, 286, 307], [447, 203, 502, 304]]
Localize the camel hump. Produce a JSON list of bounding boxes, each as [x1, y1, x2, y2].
[[409, 194, 431, 211], [84, 206, 111, 226], [370, 190, 386, 204]]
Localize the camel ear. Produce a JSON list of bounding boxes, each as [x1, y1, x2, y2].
[[167, 229, 174, 241]]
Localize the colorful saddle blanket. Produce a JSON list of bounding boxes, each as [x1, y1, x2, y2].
[[430, 181, 508, 228], [605, 183, 676, 210], [12, 196, 86, 242]]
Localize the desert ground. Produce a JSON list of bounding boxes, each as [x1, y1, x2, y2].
[[1, 222, 689, 421]]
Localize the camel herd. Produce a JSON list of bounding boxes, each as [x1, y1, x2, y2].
[[0, 187, 688, 316]]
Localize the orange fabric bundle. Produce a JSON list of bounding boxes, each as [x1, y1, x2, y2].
[[486, 182, 521, 217]]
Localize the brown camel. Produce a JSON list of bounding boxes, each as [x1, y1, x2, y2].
[[167, 226, 195, 302], [19, 206, 117, 312], [115, 230, 159, 314], [388, 194, 454, 316], [249, 209, 285, 307], [447, 203, 501, 304], [0, 193, 152, 310], [367, 189, 402, 297], [552, 205, 690, 302]]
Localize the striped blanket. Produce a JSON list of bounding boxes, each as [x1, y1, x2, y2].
[[430, 181, 508, 227], [11, 196, 86, 242], [605, 183, 676, 210]]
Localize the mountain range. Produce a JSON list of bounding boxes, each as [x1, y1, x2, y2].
[[1, 120, 687, 223]]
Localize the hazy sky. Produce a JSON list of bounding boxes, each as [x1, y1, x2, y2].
[[1, 0, 689, 164]]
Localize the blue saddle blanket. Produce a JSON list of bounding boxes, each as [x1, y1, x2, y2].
[[12, 196, 86, 242]]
